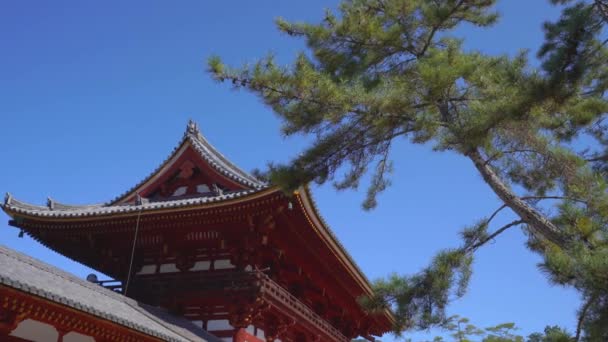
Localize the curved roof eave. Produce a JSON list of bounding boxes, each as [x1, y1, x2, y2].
[[294, 185, 396, 325], [1, 188, 273, 221], [3, 185, 396, 325], [108, 120, 266, 205]]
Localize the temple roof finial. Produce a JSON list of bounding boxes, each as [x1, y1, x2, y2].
[[135, 193, 149, 205], [47, 197, 55, 210], [186, 119, 200, 136], [4, 193, 12, 206]]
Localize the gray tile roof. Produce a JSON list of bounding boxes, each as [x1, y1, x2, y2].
[[186, 121, 264, 188], [109, 120, 266, 205], [2, 189, 259, 218], [0, 245, 221, 342], [1, 120, 268, 219]]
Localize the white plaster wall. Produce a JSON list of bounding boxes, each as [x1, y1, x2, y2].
[[207, 319, 232, 330], [9, 319, 102, 342], [159, 263, 180, 273], [10, 319, 58, 342], [214, 259, 235, 270], [191, 260, 211, 271], [136, 264, 157, 275], [256, 327, 265, 339], [63, 331, 95, 342]]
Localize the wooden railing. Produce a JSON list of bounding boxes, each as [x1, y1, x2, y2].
[[256, 272, 349, 342], [123, 270, 351, 341]]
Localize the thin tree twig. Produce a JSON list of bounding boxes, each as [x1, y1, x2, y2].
[[466, 220, 525, 252]]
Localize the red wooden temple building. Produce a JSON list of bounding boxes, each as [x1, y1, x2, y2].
[[1, 121, 394, 342]]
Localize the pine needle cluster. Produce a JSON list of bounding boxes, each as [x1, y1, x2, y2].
[[209, 0, 608, 339]]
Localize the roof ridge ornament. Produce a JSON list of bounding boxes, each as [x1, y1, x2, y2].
[[135, 193, 149, 205], [212, 183, 224, 196], [4, 193, 12, 206], [47, 197, 55, 210], [186, 119, 200, 137]]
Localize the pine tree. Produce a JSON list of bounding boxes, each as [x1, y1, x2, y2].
[[438, 316, 524, 342], [528, 326, 572, 342], [208, 0, 608, 339]]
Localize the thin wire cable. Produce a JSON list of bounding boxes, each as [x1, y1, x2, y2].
[[123, 206, 143, 296]]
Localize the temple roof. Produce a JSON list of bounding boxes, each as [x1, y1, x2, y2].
[[2, 189, 259, 218], [109, 119, 266, 203], [0, 121, 396, 330], [2, 120, 267, 218], [0, 245, 221, 342]]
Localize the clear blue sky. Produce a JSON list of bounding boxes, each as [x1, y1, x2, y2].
[[0, 1, 579, 340]]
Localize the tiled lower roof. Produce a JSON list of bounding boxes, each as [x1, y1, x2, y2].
[[0, 245, 221, 342]]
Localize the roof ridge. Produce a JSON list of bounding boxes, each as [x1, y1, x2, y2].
[[47, 197, 106, 211], [3, 189, 260, 218], [0, 245, 134, 305], [186, 134, 264, 188], [108, 120, 266, 205], [3, 121, 267, 208], [186, 121, 264, 186], [107, 133, 189, 205]]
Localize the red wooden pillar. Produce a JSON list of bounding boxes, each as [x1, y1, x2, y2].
[[234, 328, 247, 342], [234, 327, 263, 342]]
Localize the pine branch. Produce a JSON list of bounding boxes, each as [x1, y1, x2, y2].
[[417, 0, 466, 57], [467, 148, 569, 247], [520, 195, 589, 205], [483, 148, 547, 166], [585, 153, 608, 162], [465, 220, 525, 252]]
